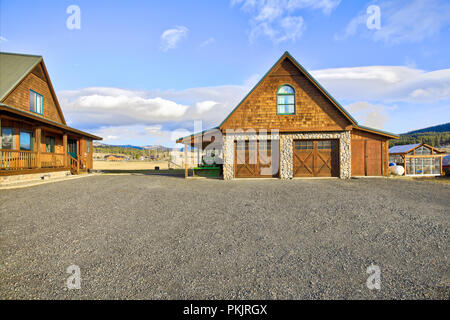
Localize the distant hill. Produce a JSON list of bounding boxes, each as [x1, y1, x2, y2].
[[390, 122, 450, 148], [406, 123, 450, 134], [93, 142, 173, 159]]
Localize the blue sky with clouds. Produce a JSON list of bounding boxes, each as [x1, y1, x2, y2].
[[1, 0, 449, 146]]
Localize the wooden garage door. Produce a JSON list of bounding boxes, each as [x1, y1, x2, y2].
[[234, 140, 279, 178], [293, 140, 339, 177]]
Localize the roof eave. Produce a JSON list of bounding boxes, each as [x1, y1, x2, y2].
[[0, 103, 102, 140], [354, 125, 400, 139]]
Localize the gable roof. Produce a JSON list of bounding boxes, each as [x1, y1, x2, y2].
[[388, 143, 444, 154], [219, 51, 358, 129], [0, 52, 42, 101], [216, 51, 398, 139], [389, 143, 421, 154], [0, 52, 66, 124]]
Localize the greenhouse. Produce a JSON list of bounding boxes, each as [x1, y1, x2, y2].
[[389, 143, 446, 176]]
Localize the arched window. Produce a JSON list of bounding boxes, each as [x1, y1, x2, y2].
[[277, 85, 295, 115]]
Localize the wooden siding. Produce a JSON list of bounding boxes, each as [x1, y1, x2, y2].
[[351, 128, 389, 176], [221, 59, 351, 131], [2, 64, 64, 124]]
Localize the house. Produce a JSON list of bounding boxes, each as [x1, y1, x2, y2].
[[0, 52, 102, 179], [105, 154, 127, 161], [177, 51, 399, 179], [389, 143, 445, 176]]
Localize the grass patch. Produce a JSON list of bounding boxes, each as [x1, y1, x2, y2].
[[411, 176, 450, 185]]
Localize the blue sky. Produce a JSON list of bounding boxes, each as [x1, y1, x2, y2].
[[1, 0, 449, 146]]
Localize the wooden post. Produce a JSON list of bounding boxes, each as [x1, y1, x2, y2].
[[184, 142, 188, 178], [35, 127, 41, 168], [63, 133, 68, 168]]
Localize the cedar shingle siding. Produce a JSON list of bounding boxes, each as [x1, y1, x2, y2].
[[3, 65, 64, 123]]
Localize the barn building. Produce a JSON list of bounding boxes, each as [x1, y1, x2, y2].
[[177, 52, 399, 179]]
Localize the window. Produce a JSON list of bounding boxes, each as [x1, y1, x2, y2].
[[1, 127, 14, 149], [29, 90, 43, 114], [415, 146, 431, 155], [259, 140, 271, 151], [20, 130, 33, 151], [86, 141, 91, 154], [277, 85, 295, 115], [295, 140, 313, 150], [45, 136, 55, 153], [318, 140, 332, 150]]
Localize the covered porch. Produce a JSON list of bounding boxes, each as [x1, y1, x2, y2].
[[0, 104, 101, 176]]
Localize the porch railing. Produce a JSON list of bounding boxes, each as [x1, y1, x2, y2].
[[0, 149, 72, 172], [69, 155, 79, 174], [41, 152, 66, 168], [0, 149, 37, 170]]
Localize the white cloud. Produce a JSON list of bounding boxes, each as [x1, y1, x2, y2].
[[160, 26, 188, 51], [58, 84, 248, 132], [346, 101, 392, 129], [311, 66, 450, 103], [232, 0, 340, 43], [0, 36, 8, 43], [195, 101, 218, 114], [338, 0, 450, 44], [200, 37, 215, 47]]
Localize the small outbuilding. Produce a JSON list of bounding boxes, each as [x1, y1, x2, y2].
[[389, 143, 445, 176]]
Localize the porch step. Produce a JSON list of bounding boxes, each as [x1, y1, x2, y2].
[[0, 170, 71, 187]]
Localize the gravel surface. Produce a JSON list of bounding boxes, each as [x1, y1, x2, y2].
[[0, 175, 448, 299]]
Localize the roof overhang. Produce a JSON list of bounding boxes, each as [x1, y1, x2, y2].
[[353, 125, 400, 139], [176, 127, 222, 147], [0, 103, 102, 140]]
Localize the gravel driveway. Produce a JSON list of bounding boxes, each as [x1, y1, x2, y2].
[[0, 175, 448, 299]]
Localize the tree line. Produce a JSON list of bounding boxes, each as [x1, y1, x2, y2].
[[94, 146, 171, 160], [389, 132, 450, 148]]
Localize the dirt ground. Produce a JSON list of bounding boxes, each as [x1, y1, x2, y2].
[[93, 160, 171, 170]]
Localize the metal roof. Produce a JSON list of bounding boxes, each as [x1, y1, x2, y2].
[[0, 52, 43, 101], [388, 144, 421, 154]]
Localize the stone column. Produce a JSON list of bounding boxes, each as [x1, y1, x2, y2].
[[279, 134, 293, 179], [222, 134, 234, 180], [339, 130, 351, 179]]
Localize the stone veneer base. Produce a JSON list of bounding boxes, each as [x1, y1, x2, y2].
[[222, 131, 351, 180]]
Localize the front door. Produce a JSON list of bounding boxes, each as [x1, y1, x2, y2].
[[68, 139, 77, 159]]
